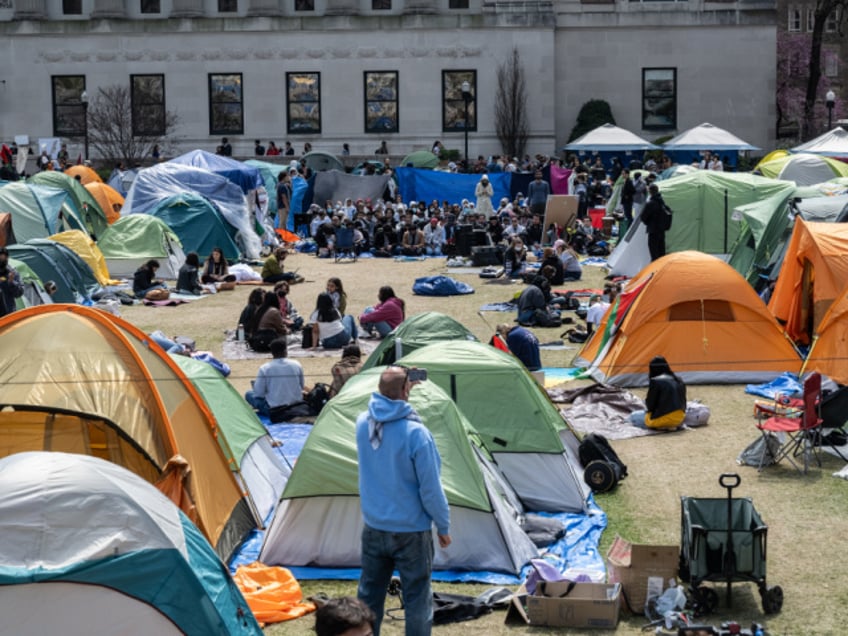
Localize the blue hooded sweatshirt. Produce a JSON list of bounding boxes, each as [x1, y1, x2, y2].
[[356, 391, 450, 536]]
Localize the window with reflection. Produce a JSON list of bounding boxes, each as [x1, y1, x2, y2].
[[52, 75, 86, 136], [287, 72, 321, 135], [209, 73, 244, 135]]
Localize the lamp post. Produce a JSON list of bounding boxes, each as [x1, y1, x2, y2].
[[461, 80, 471, 171], [81, 90, 89, 162], [826, 90, 836, 131]]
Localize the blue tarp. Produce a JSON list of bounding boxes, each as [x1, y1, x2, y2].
[[170, 149, 262, 193], [395, 168, 511, 208], [413, 276, 474, 296], [745, 372, 802, 400]]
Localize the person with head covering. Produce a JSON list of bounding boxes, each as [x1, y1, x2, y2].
[[475, 174, 494, 218], [423, 217, 446, 255], [629, 356, 687, 429]]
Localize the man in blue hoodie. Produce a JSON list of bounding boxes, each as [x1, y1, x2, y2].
[[355, 366, 451, 636]]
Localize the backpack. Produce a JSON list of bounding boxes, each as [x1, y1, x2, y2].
[[533, 308, 562, 328], [578, 433, 628, 493], [659, 204, 673, 231], [305, 382, 332, 415], [248, 328, 277, 353]]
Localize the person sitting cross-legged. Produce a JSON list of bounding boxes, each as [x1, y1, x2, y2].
[[244, 338, 305, 418]]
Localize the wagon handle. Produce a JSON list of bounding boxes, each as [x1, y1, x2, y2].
[[719, 473, 740, 493], [719, 472, 740, 606]]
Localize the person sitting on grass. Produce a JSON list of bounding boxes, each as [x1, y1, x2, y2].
[[309, 292, 358, 350], [133, 259, 167, 299], [315, 596, 375, 636], [237, 288, 265, 340], [359, 285, 405, 339], [262, 247, 300, 284], [329, 344, 363, 396], [496, 323, 541, 371], [176, 252, 205, 296], [244, 338, 306, 419], [629, 355, 687, 430], [201, 247, 236, 284]]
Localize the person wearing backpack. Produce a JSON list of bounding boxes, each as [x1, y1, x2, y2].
[[640, 183, 672, 261]]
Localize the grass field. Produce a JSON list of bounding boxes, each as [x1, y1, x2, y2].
[[118, 250, 848, 636]]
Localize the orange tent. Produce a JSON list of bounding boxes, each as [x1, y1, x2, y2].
[[65, 165, 102, 185], [768, 218, 848, 345], [85, 181, 124, 224], [575, 251, 800, 386], [803, 284, 848, 384]]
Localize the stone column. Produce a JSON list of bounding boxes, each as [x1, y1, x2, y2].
[[170, 0, 204, 18], [324, 0, 359, 14], [246, 0, 280, 16], [90, 0, 126, 18], [13, 0, 47, 20]]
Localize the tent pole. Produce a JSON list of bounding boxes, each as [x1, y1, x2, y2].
[[724, 189, 729, 254], [799, 334, 819, 378]]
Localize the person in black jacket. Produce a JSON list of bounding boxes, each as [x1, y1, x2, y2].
[[640, 184, 671, 261], [0, 247, 24, 317], [630, 356, 687, 429], [133, 259, 167, 299]]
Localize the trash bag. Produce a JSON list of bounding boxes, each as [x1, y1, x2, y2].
[[737, 434, 780, 467]]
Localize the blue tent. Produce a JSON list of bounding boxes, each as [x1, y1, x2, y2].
[[245, 159, 284, 216], [170, 149, 262, 194], [0, 182, 84, 242], [145, 192, 241, 261]]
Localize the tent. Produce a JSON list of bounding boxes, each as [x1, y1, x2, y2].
[[259, 368, 538, 574], [768, 218, 848, 345], [107, 167, 138, 196], [0, 212, 14, 246], [754, 152, 848, 186], [97, 214, 186, 279], [301, 151, 344, 173], [85, 181, 124, 224], [398, 341, 589, 513], [662, 122, 760, 151], [0, 305, 258, 560], [0, 451, 262, 636], [362, 311, 478, 370], [607, 171, 796, 277], [562, 123, 659, 152], [28, 171, 109, 239], [311, 170, 391, 209], [0, 181, 86, 243], [9, 257, 52, 308], [49, 229, 116, 286], [576, 251, 801, 386], [245, 159, 284, 216], [658, 164, 698, 180], [65, 164, 102, 185], [171, 354, 290, 522], [145, 192, 241, 261], [399, 150, 440, 169], [7, 240, 101, 303], [791, 126, 848, 157], [169, 149, 262, 194], [803, 283, 848, 385], [123, 162, 261, 259]]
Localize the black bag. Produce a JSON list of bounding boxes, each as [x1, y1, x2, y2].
[[660, 204, 673, 231], [306, 383, 332, 415], [578, 433, 628, 493], [268, 401, 313, 423], [533, 308, 562, 328], [301, 325, 313, 349], [248, 328, 277, 353]]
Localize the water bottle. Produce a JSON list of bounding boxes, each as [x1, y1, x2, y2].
[[237, 323, 245, 342]]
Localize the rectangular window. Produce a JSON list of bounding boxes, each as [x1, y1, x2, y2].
[[52, 75, 86, 137], [449, 0, 470, 7], [208, 73, 244, 135], [294, 0, 314, 9], [825, 51, 839, 77], [372, 0, 391, 8], [788, 7, 801, 31], [287, 72, 321, 135], [218, 0, 237, 11], [442, 70, 476, 133], [807, 7, 814, 31], [62, 0, 82, 14], [140, 0, 160, 13], [642, 68, 676, 130], [826, 9, 839, 32], [364, 71, 398, 134], [131, 75, 166, 136]]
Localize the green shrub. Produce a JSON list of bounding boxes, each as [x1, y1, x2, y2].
[[568, 100, 616, 142]]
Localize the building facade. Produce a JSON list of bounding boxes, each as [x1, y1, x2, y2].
[[0, 0, 777, 160]]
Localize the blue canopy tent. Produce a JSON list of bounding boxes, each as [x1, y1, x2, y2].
[[169, 149, 262, 194]]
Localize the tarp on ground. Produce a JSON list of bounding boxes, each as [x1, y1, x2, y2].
[[97, 214, 186, 279], [755, 152, 848, 185], [0, 181, 86, 243], [395, 168, 511, 210], [662, 122, 760, 151], [563, 123, 659, 152], [49, 229, 117, 286], [84, 182, 123, 225], [412, 275, 474, 296], [169, 149, 262, 194], [0, 452, 262, 636], [145, 192, 241, 261], [7, 239, 101, 303], [791, 126, 848, 157], [312, 170, 390, 208], [576, 251, 801, 386], [123, 162, 260, 259], [607, 171, 796, 277], [768, 217, 848, 345], [0, 305, 259, 561], [28, 171, 109, 240], [259, 368, 539, 575]]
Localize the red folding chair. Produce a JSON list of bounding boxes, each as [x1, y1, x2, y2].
[[756, 372, 823, 474]]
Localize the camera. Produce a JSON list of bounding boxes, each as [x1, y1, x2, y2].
[[407, 368, 427, 383]]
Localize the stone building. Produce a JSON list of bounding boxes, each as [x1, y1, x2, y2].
[[0, 0, 777, 160]]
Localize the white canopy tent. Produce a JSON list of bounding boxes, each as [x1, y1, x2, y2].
[[563, 123, 659, 152], [791, 127, 848, 157], [663, 122, 760, 151]]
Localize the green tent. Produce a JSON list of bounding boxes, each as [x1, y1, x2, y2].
[[0, 182, 86, 243], [301, 151, 344, 173], [28, 171, 108, 240], [97, 215, 186, 279], [259, 367, 538, 574], [755, 152, 848, 184], [7, 240, 100, 303], [361, 311, 478, 370], [145, 192, 241, 261], [171, 355, 289, 522], [400, 150, 440, 169], [245, 159, 284, 216], [398, 341, 588, 513], [9, 257, 51, 309]]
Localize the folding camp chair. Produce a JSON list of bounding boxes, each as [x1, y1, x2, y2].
[[755, 372, 823, 474], [332, 227, 357, 263]]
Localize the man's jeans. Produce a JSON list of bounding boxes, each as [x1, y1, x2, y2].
[[358, 525, 434, 636]]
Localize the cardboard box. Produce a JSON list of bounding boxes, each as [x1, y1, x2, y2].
[[606, 535, 679, 614], [505, 582, 621, 629]]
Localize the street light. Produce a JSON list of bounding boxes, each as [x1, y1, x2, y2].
[[461, 80, 471, 171], [81, 89, 89, 162], [826, 89, 836, 131]]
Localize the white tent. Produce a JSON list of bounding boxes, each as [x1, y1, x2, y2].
[[663, 122, 760, 151], [791, 127, 848, 157], [563, 123, 659, 151]]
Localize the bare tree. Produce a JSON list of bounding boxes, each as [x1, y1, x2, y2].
[[87, 84, 179, 166], [802, 0, 846, 139], [495, 48, 529, 159]]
